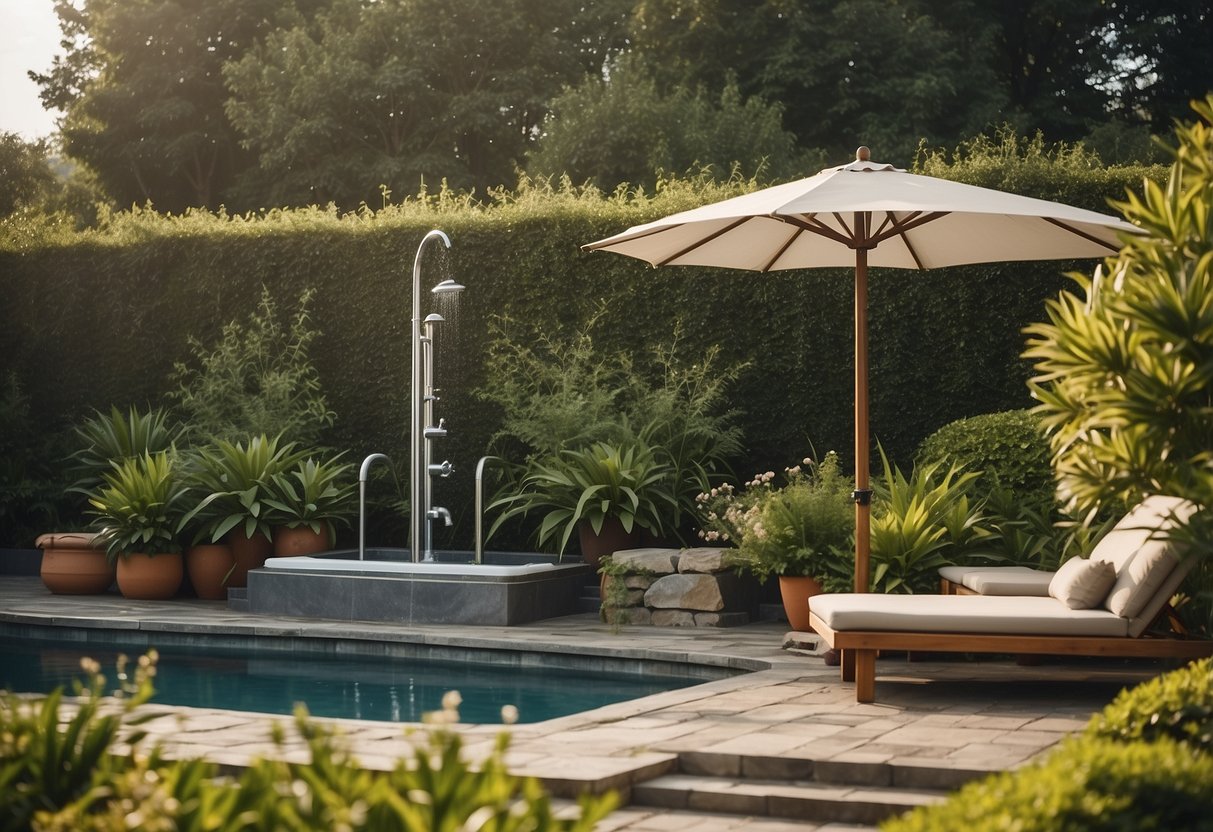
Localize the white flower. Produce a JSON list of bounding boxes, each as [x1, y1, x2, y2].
[[442, 690, 462, 712], [501, 704, 519, 725]]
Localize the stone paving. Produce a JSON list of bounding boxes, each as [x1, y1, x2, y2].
[[0, 576, 1177, 831]]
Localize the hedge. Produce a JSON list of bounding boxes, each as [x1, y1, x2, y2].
[[884, 659, 1213, 831], [0, 155, 1161, 548]]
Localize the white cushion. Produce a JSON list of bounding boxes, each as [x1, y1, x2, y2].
[[1089, 495, 1195, 571], [809, 594, 1128, 638], [1048, 558, 1116, 609], [1104, 543, 1179, 618], [940, 565, 1054, 596]]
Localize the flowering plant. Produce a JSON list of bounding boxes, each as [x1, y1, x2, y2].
[[696, 451, 854, 581]]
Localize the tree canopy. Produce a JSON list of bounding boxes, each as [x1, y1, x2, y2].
[[25, 0, 1213, 212]]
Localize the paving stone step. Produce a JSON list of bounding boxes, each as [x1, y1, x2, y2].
[[600, 805, 877, 832], [632, 773, 944, 827], [677, 750, 990, 791]]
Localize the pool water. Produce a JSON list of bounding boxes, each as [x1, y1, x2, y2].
[[0, 636, 704, 724]]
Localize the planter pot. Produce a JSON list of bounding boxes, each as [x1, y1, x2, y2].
[[225, 530, 273, 587], [779, 575, 824, 632], [36, 532, 115, 595], [187, 543, 236, 600], [272, 525, 331, 557], [577, 517, 641, 569], [116, 552, 183, 600]]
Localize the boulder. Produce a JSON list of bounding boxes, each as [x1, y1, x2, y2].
[[644, 574, 724, 611], [611, 547, 678, 575], [677, 547, 729, 573]]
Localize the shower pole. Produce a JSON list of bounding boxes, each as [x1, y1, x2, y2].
[[410, 230, 451, 563]]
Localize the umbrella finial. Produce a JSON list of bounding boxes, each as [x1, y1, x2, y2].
[[856, 146, 871, 162]]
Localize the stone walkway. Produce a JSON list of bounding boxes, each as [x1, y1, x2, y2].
[[0, 577, 1174, 830]]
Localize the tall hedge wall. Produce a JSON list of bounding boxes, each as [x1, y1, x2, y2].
[[0, 156, 1160, 548]]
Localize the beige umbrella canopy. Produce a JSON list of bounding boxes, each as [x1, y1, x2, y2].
[[584, 147, 1140, 593]]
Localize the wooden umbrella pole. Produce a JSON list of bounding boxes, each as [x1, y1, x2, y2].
[[853, 240, 871, 593]]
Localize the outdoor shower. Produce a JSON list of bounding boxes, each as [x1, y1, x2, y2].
[[410, 229, 463, 562]]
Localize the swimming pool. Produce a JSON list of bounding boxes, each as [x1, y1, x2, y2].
[[0, 629, 729, 724]]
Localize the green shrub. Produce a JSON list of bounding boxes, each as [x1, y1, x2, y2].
[[0, 371, 69, 545], [1087, 658, 1213, 754], [2, 653, 616, 831], [481, 313, 745, 540], [168, 286, 335, 448], [69, 405, 184, 494], [884, 735, 1213, 831], [868, 449, 986, 593], [913, 409, 1053, 510], [699, 451, 854, 582]]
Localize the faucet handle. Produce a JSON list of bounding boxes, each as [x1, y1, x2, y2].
[[428, 460, 454, 477]]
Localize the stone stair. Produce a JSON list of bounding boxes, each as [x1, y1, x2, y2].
[[226, 586, 249, 611], [629, 751, 986, 828], [577, 574, 602, 615]]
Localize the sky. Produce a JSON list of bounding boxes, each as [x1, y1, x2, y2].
[[1, 0, 63, 140]]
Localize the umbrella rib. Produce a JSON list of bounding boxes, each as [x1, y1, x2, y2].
[[653, 217, 752, 266], [868, 211, 949, 246], [883, 212, 928, 270], [760, 227, 802, 272], [779, 214, 855, 247], [1043, 217, 1123, 251]]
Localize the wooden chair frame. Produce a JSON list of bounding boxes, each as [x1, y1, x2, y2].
[[807, 610, 1213, 703]]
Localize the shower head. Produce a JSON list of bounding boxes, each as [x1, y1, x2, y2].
[[431, 278, 465, 295], [424, 313, 445, 324]]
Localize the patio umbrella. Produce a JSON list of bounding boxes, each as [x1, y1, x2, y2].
[[583, 147, 1140, 592]]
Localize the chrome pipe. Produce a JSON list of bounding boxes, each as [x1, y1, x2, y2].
[[410, 230, 450, 564], [474, 455, 503, 564], [358, 453, 391, 561]]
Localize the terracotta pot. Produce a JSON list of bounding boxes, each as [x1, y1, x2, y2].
[[187, 543, 236, 600], [779, 574, 824, 632], [272, 524, 331, 557], [115, 552, 183, 600], [577, 517, 641, 569], [36, 533, 115, 595], [225, 530, 273, 587]]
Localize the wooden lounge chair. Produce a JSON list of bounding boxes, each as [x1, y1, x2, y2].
[[808, 495, 1213, 702]]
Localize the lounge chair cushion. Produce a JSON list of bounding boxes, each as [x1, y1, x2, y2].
[[1089, 495, 1196, 571], [938, 565, 1053, 596], [808, 594, 1128, 638], [1048, 557, 1117, 609], [1105, 543, 1180, 619]]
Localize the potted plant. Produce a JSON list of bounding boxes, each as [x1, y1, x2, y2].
[[488, 438, 677, 566], [86, 451, 190, 600], [264, 454, 357, 556], [69, 405, 184, 493], [698, 451, 854, 631], [181, 434, 305, 586], [35, 532, 115, 595]]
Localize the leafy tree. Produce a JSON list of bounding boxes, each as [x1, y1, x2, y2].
[[31, 0, 304, 212], [1099, 1, 1213, 135], [224, 0, 630, 207], [528, 59, 818, 190], [0, 133, 57, 217], [1025, 95, 1213, 541]]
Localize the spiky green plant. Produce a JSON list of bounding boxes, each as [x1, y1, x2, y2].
[[85, 451, 191, 560], [181, 434, 307, 543]]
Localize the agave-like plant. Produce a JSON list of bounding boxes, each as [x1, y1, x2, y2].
[[263, 455, 357, 535], [180, 434, 307, 543], [69, 405, 183, 493], [86, 451, 192, 560], [488, 438, 677, 555]]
